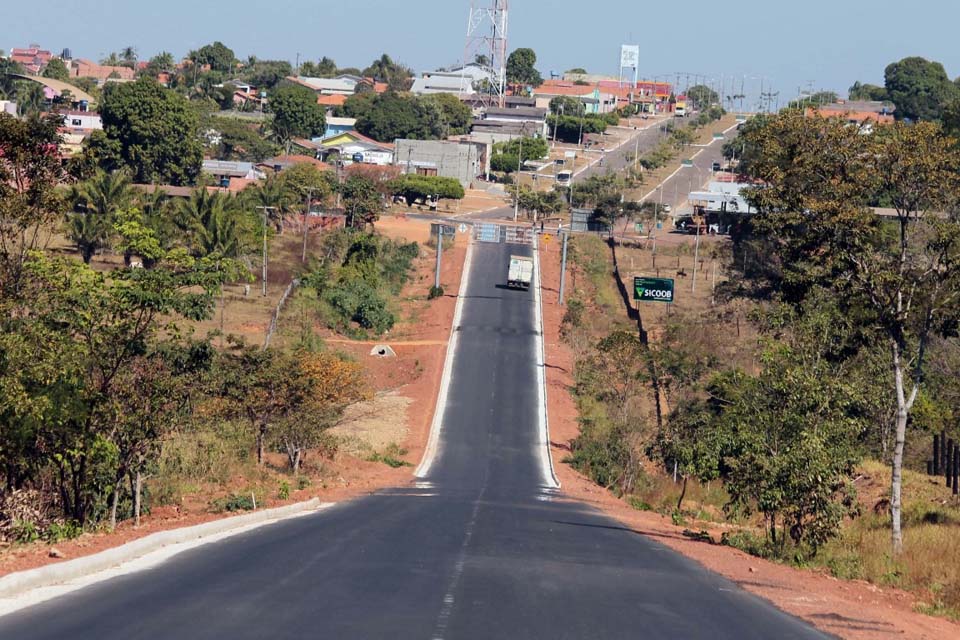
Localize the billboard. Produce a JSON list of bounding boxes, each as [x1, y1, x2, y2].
[[634, 277, 675, 303], [620, 45, 640, 69]]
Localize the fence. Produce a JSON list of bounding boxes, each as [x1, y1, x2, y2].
[[929, 431, 960, 495], [263, 279, 300, 350]]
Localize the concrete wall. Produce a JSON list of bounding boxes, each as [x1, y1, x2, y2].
[[394, 139, 488, 187]]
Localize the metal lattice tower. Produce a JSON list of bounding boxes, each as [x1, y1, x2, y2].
[[463, 0, 509, 108]]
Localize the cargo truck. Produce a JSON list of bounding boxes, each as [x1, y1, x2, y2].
[[507, 255, 534, 290]]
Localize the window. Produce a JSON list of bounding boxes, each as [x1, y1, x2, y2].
[[71, 119, 82, 126]]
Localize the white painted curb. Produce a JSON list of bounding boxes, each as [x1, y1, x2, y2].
[[415, 239, 475, 479], [532, 237, 561, 489], [0, 498, 327, 600]]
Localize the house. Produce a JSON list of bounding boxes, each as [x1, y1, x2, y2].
[[287, 76, 358, 96], [11, 47, 53, 74], [257, 154, 331, 174], [470, 106, 549, 143], [322, 116, 356, 140], [313, 131, 394, 166], [806, 100, 896, 129], [532, 81, 616, 114], [59, 110, 103, 132], [410, 63, 497, 97], [394, 139, 489, 187], [68, 59, 135, 83], [201, 160, 266, 185]]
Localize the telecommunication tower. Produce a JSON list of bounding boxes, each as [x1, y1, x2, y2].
[[463, 0, 509, 108]]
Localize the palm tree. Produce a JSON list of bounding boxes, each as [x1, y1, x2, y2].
[[243, 175, 292, 234], [121, 46, 138, 69], [176, 189, 254, 258], [66, 211, 113, 264], [66, 170, 134, 263]]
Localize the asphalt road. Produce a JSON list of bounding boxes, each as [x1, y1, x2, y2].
[[0, 240, 828, 640]]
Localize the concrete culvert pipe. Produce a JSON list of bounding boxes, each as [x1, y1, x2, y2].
[[370, 345, 396, 358]]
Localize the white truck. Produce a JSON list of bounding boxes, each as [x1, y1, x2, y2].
[[507, 255, 534, 290]]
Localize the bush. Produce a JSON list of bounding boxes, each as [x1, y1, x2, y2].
[[428, 285, 444, 300], [211, 493, 257, 513], [323, 279, 395, 334]]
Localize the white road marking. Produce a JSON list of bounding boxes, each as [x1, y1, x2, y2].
[[414, 238, 475, 479]]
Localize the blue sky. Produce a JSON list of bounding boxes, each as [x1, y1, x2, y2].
[[4, 0, 959, 105]]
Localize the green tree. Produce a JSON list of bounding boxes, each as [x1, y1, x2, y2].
[[740, 112, 960, 554], [387, 174, 465, 206], [0, 113, 66, 294], [12, 254, 219, 523], [341, 174, 383, 228], [192, 41, 236, 73], [549, 96, 585, 116], [206, 116, 279, 162], [42, 58, 70, 82], [176, 189, 255, 258], [419, 93, 473, 136], [362, 54, 412, 91], [66, 170, 135, 263], [242, 60, 293, 91], [355, 92, 423, 142], [269, 84, 326, 144], [686, 84, 719, 109], [96, 78, 203, 185], [884, 56, 958, 122], [506, 48, 543, 88], [848, 81, 888, 102]]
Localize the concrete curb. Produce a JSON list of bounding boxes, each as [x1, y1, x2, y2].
[[532, 235, 561, 490], [0, 498, 325, 599]]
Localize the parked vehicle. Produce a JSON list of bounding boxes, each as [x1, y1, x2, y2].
[[507, 255, 534, 290], [555, 170, 572, 188]]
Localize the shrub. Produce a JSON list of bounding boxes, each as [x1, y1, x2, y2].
[[211, 493, 257, 513], [428, 285, 444, 300]]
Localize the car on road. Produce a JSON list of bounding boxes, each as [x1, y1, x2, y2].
[[712, 161, 722, 172]]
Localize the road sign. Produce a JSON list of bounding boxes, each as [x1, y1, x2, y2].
[[458, 223, 468, 234], [634, 276, 675, 303], [543, 234, 553, 243], [681, 159, 694, 167], [555, 158, 565, 165], [635, 223, 643, 233], [736, 114, 748, 122], [713, 133, 725, 140], [564, 151, 577, 159]]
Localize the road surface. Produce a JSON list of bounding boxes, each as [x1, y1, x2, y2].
[[0, 240, 827, 639]]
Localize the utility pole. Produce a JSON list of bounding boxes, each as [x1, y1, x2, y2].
[[514, 132, 523, 222], [434, 226, 444, 289], [558, 230, 569, 305], [301, 188, 313, 263], [691, 219, 701, 293], [255, 206, 273, 297]]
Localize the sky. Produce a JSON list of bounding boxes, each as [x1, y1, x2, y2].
[[4, 0, 960, 107]]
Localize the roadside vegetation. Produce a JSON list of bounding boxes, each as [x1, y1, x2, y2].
[[560, 111, 960, 618], [0, 111, 426, 547]]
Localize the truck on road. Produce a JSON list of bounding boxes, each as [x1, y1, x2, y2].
[[507, 255, 534, 290]]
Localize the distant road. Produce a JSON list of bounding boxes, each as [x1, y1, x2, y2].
[[0, 237, 827, 639]]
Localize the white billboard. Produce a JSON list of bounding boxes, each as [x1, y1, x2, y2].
[[620, 45, 640, 69]]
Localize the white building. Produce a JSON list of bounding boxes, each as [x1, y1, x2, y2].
[[60, 110, 103, 131], [410, 63, 497, 96]]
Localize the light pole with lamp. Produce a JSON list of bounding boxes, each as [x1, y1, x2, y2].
[[513, 122, 529, 222]]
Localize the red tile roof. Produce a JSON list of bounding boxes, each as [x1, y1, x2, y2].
[[317, 94, 347, 107]]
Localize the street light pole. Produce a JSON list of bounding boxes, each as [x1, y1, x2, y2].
[[514, 122, 528, 223]]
